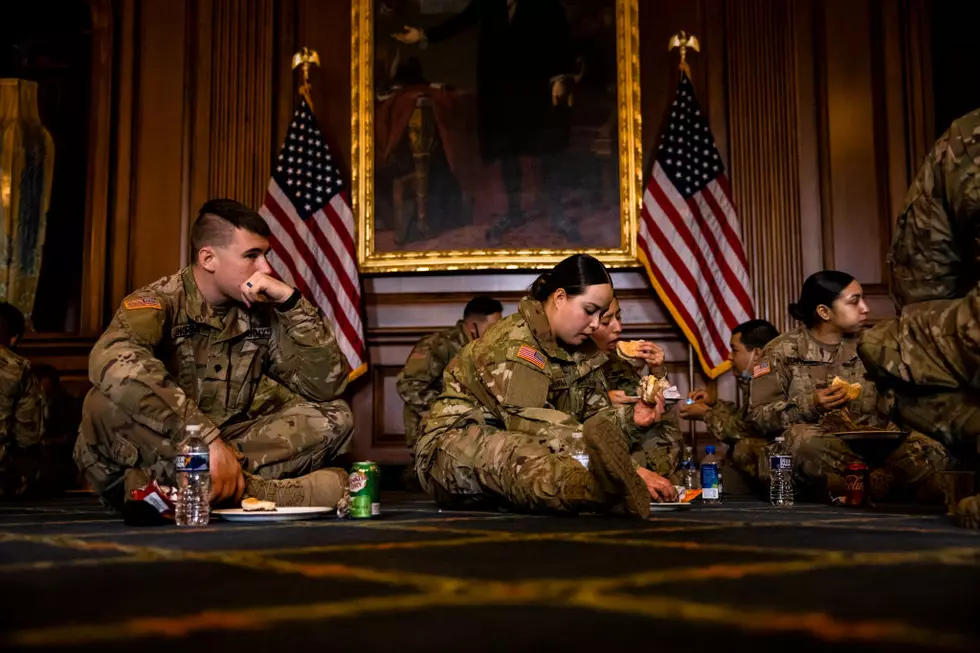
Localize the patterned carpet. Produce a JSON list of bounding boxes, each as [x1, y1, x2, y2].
[[1, 494, 978, 651]]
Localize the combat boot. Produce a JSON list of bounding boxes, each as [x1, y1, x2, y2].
[[581, 415, 651, 519], [245, 468, 349, 509], [954, 494, 980, 529]]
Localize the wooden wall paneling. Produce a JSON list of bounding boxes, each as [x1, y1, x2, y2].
[[128, 0, 188, 288], [725, 0, 803, 333], [273, 0, 299, 152]]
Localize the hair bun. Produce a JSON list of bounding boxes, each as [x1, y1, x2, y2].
[[530, 272, 553, 301], [788, 302, 805, 322]]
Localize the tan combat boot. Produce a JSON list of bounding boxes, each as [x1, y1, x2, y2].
[[954, 494, 980, 529], [581, 416, 651, 519], [245, 468, 349, 509]]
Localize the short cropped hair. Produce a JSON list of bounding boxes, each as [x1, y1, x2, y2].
[[0, 302, 25, 340], [190, 199, 271, 262], [732, 319, 779, 350], [463, 296, 503, 319]]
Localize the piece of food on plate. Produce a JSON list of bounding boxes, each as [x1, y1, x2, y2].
[[639, 374, 671, 403], [616, 340, 647, 361], [241, 497, 277, 512], [830, 375, 862, 401]]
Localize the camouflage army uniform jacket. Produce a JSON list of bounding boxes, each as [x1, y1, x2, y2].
[[749, 326, 885, 437], [416, 298, 635, 467], [396, 320, 472, 447], [862, 108, 980, 391], [0, 346, 46, 464], [703, 381, 758, 443], [89, 267, 350, 444]]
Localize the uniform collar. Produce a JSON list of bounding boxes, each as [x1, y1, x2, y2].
[[180, 266, 251, 339], [518, 297, 607, 369], [796, 325, 858, 364], [453, 319, 474, 346]]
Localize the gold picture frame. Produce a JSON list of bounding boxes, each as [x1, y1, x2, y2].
[[351, 0, 641, 273]]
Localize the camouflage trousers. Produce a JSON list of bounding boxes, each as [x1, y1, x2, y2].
[[74, 385, 354, 508], [631, 420, 684, 480], [728, 437, 771, 485], [416, 413, 623, 514], [781, 424, 948, 500], [860, 320, 980, 464]]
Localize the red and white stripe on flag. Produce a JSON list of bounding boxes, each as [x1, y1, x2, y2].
[[259, 99, 367, 380], [638, 73, 755, 378]]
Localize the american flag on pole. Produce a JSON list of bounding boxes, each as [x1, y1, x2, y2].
[[638, 72, 755, 379], [259, 100, 367, 380]]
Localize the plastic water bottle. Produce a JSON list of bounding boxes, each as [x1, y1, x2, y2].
[[769, 436, 794, 507], [175, 425, 211, 527], [700, 445, 721, 503], [569, 432, 590, 470], [681, 445, 699, 490]]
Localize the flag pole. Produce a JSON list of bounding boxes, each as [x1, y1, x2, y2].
[[291, 47, 321, 111]]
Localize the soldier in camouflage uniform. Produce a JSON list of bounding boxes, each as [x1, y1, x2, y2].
[[0, 303, 47, 498], [681, 320, 779, 485], [74, 200, 352, 510], [857, 108, 980, 525], [397, 296, 503, 450], [415, 255, 678, 518], [590, 297, 684, 478], [751, 271, 948, 501]]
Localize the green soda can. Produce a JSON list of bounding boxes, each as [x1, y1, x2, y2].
[[349, 462, 380, 518]]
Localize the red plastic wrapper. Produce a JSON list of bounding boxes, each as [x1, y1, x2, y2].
[[124, 480, 177, 526]]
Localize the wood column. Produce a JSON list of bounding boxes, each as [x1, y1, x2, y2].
[[724, 0, 803, 332]]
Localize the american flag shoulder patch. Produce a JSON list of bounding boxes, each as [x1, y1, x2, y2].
[[516, 345, 547, 370], [123, 297, 163, 311], [752, 361, 771, 378]]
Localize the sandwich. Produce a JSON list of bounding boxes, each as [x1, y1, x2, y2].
[[639, 375, 672, 403], [830, 376, 862, 401], [241, 497, 277, 512], [616, 340, 646, 360]]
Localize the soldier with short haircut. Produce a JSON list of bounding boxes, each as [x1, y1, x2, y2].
[[858, 108, 980, 526], [75, 199, 352, 511], [0, 302, 46, 497], [681, 319, 779, 484], [397, 295, 503, 450]]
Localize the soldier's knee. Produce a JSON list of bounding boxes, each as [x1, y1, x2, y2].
[[284, 399, 354, 441]]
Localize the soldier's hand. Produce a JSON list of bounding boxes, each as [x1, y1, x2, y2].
[[814, 384, 849, 412], [633, 392, 666, 426], [688, 388, 715, 406], [636, 467, 677, 502], [635, 341, 665, 367], [608, 390, 639, 406], [209, 438, 245, 505], [240, 272, 294, 307], [679, 400, 710, 421], [392, 26, 423, 45]]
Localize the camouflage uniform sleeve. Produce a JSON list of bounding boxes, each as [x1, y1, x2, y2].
[[631, 414, 684, 476], [12, 368, 45, 448], [396, 335, 444, 421], [703, 399, 748, 442], [268, 296, 351, 402], [748, 350, 819, 437], [889, 119, 973, 307], [90, 293, 221, 443]]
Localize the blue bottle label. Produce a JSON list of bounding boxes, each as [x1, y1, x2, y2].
[[701, 463, 719, 488], [176, 453, 209, 473], [769, 455, 792, 471]]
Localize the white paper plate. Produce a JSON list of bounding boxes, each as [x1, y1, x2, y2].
[[212, 506, 334, 522], [649, 502, 695, 512]]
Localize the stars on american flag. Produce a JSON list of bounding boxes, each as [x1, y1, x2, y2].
[[271, 102, 343, 220], [656, 76, 725, 198]]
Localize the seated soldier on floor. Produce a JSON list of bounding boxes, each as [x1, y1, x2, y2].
[[681, 319, 779, 487], [397, 296, 503, 454], [74, 199, 353, 512], [590, 295, 684, 480], [858, 108, 980, 527], [0, 303, 46, 498], [749, 270, 948, 503]]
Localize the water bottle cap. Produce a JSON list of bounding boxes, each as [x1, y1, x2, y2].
[[185, 424, 202, 433], [774, 436, 785, 442], [705, 445, 715, 454], [571, 432, 583, 439]]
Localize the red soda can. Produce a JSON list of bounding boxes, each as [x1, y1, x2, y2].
[[844, 462, 867, 506]]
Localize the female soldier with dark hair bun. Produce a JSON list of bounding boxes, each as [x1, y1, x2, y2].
[[414, 254, 676, 518], [748, 271, 947, 502]]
